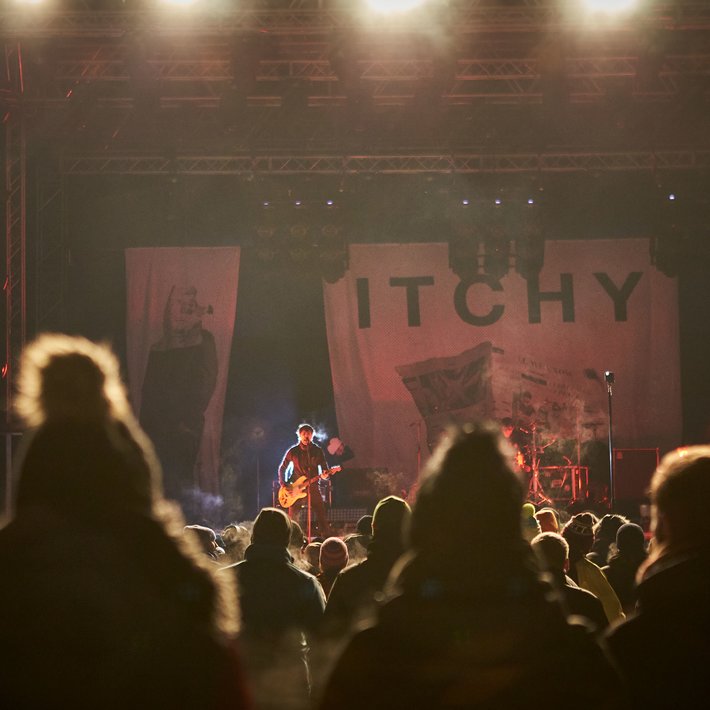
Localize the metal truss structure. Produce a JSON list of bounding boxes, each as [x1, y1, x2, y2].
[[27, 52, 710, 105], [61, 149, 710, 176], [2, 2, 710, 406], [3, 43, 26, 424]]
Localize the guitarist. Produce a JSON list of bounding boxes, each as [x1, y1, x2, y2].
[[278, 423, 332, 538]]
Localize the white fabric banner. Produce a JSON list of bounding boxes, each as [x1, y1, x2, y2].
[[323, 239, 681, 486], [126, 247, 240, 495]]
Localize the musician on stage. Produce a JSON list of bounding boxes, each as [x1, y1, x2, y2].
[[278, 423, 332, 538]]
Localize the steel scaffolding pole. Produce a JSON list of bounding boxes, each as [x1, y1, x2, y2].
[[3, 41, 26, 513]]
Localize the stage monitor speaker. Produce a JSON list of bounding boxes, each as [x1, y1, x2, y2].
[[613, 448, 659, 502]]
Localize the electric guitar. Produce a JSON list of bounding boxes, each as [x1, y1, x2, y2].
[[278, 466, 342, 509]]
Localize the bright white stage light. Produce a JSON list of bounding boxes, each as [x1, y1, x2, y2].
[[366, 0, 429, 15], [582, 0, 640, 14], [159, 0, 199, 7], [462, 199, 469, 206]]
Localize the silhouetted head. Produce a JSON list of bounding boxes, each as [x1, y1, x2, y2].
[[356, 514, 373, 537], [320, 536, 348, 573], [16, 333, 131, 427], [409, 421, 525, 563], [531, 532, 570, 574], [650, 446, 710, 549], [372, 496, 411, 545], [252, 507, 291, 548], [562, 513, 596, 562], [14, 334, 158, 516]]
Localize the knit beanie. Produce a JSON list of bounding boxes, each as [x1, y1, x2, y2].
[[535, 508, 559, 533], [616, 522, 646, 555], [565, 513, 595, 538], [562, 512, 595, 557], [320, 536, 349, 572]]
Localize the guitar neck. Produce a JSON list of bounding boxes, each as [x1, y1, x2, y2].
[[301, 467, 339, 486], [305, 469, 330, 485]]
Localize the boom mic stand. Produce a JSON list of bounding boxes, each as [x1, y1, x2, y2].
[[605, 370, 615, 510], [305, 447, 313, 542]]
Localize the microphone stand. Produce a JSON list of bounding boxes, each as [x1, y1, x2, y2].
[[605, 371, 615, 510], [306, 446, 313, 543], [415, 420, 422, 479]]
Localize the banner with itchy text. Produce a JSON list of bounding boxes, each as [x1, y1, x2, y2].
[[126, 247, 240, 496], [323, 239, 680, 489]]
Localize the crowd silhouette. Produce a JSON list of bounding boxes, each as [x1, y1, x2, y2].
[[1, 335, 708, 709]]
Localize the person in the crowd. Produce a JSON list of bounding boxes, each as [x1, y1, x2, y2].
[[588, 514, 629, 566], [220, 507, 325, 710], [317, 537, 349, 599], [602, 522, 647, 614], [343, 514, 372, 561], [319, 422, 623, 709], [606, 446, 710, 708], [324, 496, 411, 637], [303, 541, 322, 575], [522, 502, 542, 543], [562, 513, 625, 624], [184, 524, 223, 562], [289, 519, 307, 557], [0, 334, 248, 710], [535, 506, 560, 533], [532, 532, 608, 633], [221, 523, 251, 565]]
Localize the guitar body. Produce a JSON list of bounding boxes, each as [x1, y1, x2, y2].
[[278, 467, 341, 509]]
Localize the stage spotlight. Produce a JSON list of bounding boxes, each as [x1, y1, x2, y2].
[[582, 0, 639, 14], [462, 199, 470, 206], [159, 0, 199, 6], [326, 200, 334, 206], [365, 0, 430, 14], [668, 193, 676, 201]]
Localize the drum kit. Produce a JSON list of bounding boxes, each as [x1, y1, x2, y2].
[[511, 423, 589, 507]]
